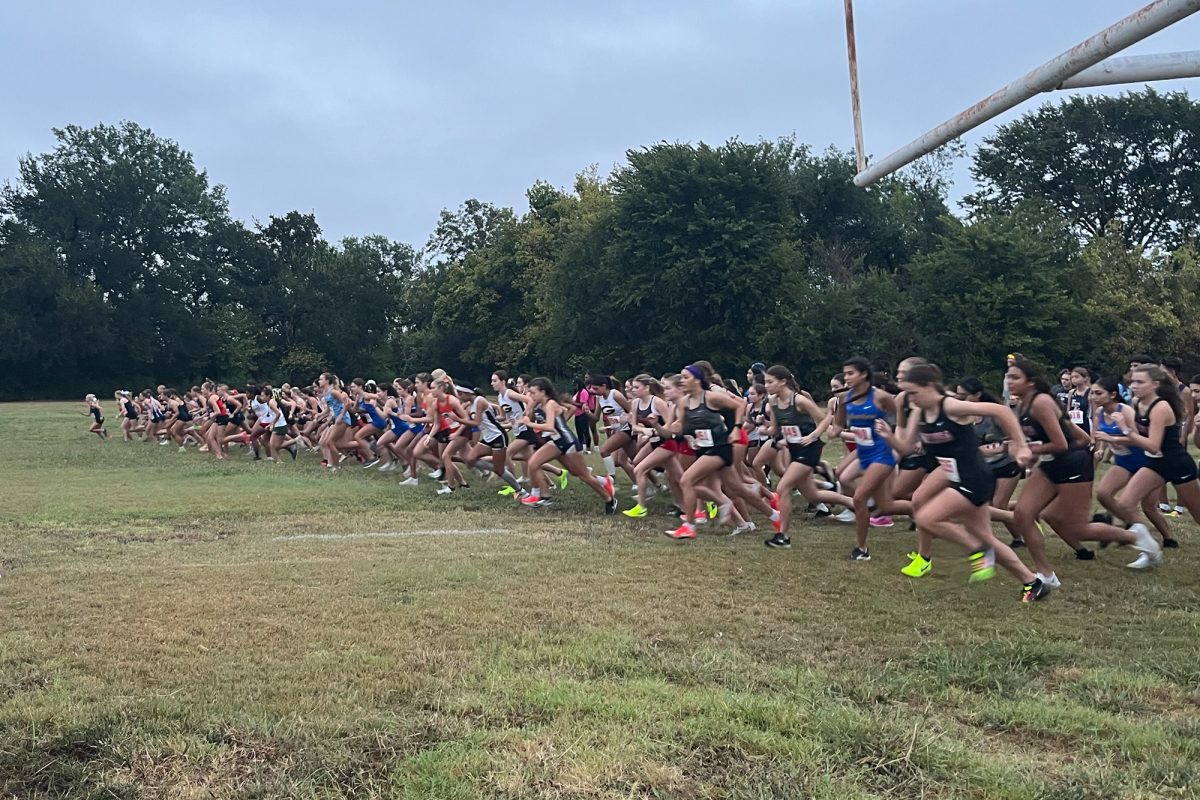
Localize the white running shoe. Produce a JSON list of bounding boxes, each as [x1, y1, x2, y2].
[[436, 484, 453, 495], [398, 477, 419, 487], [730, 521, 756, 536], [1036, 572, 1062, 589], [833, 509, 856, 523], [1126, 553, 1155, 569], [1127, 523, 1162, 566]]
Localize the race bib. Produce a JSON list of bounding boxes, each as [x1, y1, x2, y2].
[[852, 426, 874, 446], [936, 456, 961, 483], [1069, 409, 1084, 424], [782, 425, 803, 444], [694, 428, 714, 448]]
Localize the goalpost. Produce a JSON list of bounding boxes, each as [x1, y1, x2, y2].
[[844, 0, 1200, 187]]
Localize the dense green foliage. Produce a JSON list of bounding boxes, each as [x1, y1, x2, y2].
[[3, 89, 1199, 399]]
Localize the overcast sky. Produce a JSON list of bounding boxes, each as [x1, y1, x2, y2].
[[2, 1, 1197, 247]]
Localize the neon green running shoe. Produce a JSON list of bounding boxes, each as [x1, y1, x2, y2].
[[705, 501, 718, 519], [557, 468, 569, 491], [901, 552, 931, 578], [623, 503, 647, 518], [968, 548, 996, 582], [497, 485, 516, 497]]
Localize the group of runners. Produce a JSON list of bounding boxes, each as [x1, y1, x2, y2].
[[83, 352, 1199, 603]]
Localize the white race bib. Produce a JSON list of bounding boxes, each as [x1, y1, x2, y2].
[[853, 426, 874, 446], [936, 456, 961, 483], [694, 428, 714, 448], [782, 425, 803, 444], [1069, 409, 1084, 424]]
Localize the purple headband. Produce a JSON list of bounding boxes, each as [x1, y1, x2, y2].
[[684, 365, 704, 382]]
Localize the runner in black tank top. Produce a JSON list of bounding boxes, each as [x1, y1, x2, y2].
[[762, 366, 855, 548], [880, 365, 1050, 601]]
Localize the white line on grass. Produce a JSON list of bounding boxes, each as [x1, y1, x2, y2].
[[273, 528, 509, 541]]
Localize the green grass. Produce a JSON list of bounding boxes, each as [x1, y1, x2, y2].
[[1, 401, 1198, 799]]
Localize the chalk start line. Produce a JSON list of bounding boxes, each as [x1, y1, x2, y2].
[[273, 528, 510, 542]]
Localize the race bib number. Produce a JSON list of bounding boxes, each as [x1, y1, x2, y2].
[[782, 425, 803, 444], [1069, 409, 1084, 424], [936, 456, 961, 483], [694, 428, 714, 448], [852, 426, 874, 446]]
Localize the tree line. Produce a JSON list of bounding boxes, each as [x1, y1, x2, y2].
[[2, 88, 1198, 400]]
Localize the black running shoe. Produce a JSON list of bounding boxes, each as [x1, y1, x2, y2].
[[850, 547, 871, 561], [605, 497, 617, 515], [1021, 578, 1050, 603], [1075, 548, 1095, 561], [1163, 537, 1180, 548], [765, 534, 791, 549], [1091, 512, 1114, 525], [1010, 539, 1025, 549]]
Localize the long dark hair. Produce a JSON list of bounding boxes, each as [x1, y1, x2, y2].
[[765, 364, 801, 393], [904, 363, 944, 390], [957, 375, 999, 404], [529, 377, 559, 402], [1134, 365, 1183, 421], [1011, 358, 1053, 398]]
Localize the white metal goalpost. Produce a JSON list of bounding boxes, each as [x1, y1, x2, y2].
[[844, 0, 1200, 187]]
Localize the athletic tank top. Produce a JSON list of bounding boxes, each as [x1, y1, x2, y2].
[[1096, 404, 1136, 457], [436, 397, 461, 432], [1067, 390, 1090, 432], [598, 390, 630, 431], [635, 398, 663, 442], [1018, 395, 1075, 460], [477, 398, 503, 441], [919, 399, 986, 483], [324, 392, 350, 424], [683, 391, 728, 449], [843, 387, 888, 452], [499, 390, 526, 432], [1136, 398, 1184, 460], [359, 398, 387, 429], [773, 393, 816, 444], [972, 415, 1014, 467]]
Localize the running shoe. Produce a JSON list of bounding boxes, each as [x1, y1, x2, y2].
[[869, 516, 894, 528], [430, 468, 444, 480], [833, 509, 856, 523], [363, 458, 380, 469], [1036, 572, 1062, 589], [850, 547, 871, 561], [900, 552, 931, 578], [1163, 537, 1179, 548], [730, 521, 756, 536], [520, 494, 545, 507], [497, 485, 516, 496], [1021, 578, 1050, 603], [764, 533, 791, 549], [1173, 505, 1186, 517], [378, 461, 394, 472], [436, 484, 453, 495], [1074, 547, 1095, 560], [1126, 553, 1155, 569], [623, 504, 648, 518], [557, 468, 569, 491], [1128, 522, 1163, 567], [398, 477, 419, 487], [1091, 512, 1114, 525], [1010, 538, 1025, 549], [705, 501, 718, 520], [666, 523, 696, 539], [813, 503, 831, 518], [968, 548, 996, 582]]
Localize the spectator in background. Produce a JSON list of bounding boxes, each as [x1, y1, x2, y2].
[[1053, 369, 1072, 408], [1002, 353, 1022, 407], [571, 378, 596, 453]]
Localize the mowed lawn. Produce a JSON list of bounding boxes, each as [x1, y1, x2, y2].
[[1, 402, 1198, 800]]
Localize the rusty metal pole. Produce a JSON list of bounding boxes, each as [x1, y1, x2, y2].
[[844, 0, 867, 174], [853, 0, 1200, 187], [1058, 49, 1200, 88]]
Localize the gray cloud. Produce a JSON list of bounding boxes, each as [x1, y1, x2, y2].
[[1, 1, 1196, 246]]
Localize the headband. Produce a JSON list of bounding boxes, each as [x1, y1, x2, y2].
[[684, 365, 704, 382]]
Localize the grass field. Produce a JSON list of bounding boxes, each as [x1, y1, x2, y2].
[[1, 402, 1198, 799]]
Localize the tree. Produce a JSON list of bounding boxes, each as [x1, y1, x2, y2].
[[907, 203, 1084, 379], [965, 89, 1200, 250]]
